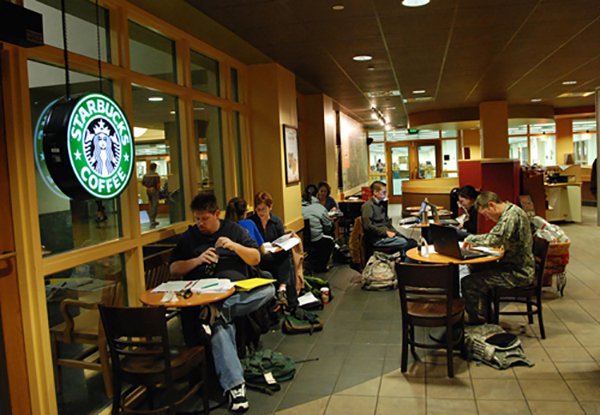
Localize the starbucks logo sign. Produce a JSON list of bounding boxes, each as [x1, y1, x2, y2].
[[42, 93, 134, 200]]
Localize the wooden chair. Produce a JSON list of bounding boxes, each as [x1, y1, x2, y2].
[[144, 248, 176, 290], [396, 263, 465, 378], [491, 237, 550, 339], [49, 273, 123, 397], [348, 216, 367, 271], [99, 305, 209, 415]]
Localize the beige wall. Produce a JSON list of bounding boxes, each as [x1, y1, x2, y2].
[[479, 101, 509, 158], [248, 63, 303, 230], [462, 129, 481, 160], [556, 117, 574, 164]]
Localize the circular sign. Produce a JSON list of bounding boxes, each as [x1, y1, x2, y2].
[[43, 93, 134, 200]]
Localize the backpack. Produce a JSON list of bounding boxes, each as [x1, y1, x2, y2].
[[241, 349, 296, 394], [465, 324, 534, 370], [282, 308, 323, 335], [361, 251, 400, 291], [303, 275, 333, 303]]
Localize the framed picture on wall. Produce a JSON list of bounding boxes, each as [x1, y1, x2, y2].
[[283, 124, 300, 185]]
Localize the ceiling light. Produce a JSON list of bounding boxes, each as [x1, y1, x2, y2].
[[402, 0, 430, 7], [169, 110, 176, 115], [367, 65, 375, 71], [148, 96, 164, 102], [412, 90, 426, 94], [332, 4, 344, 10], [531, 98, 542, 102], [562, 80, 577, 85], [194, 107, 205, 111], [371, 112, 379, 120], [384, 124, 392, 131], [133, 127, 147, 138], [353, 55, 372, 62]]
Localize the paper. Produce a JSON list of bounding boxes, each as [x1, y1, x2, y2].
[[263, 234, 301, 252], [471, 246, 502, 257], [235, 278, 276, 292], [192, 278, 234, 293], [152, 280, 195, 293], [297, 291, 320, 307]]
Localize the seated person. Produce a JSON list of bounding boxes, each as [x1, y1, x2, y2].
[[461, 191, 534, 325], [301, 190, 335, 272], [225, 197, 265, 248], [456, 185, 479, 240], [361, 180, 412, 253], [170, 192, 275, 413], [317, 181, 339, 212], [247, 191, 299, 310], [305, 183, 319, 203]]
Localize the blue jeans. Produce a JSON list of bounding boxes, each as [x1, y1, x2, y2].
[[211, 284, 275, 392], [373, 236, 409, 250]]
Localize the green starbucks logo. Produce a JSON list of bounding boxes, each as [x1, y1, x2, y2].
[[67, 93, 134, 199]]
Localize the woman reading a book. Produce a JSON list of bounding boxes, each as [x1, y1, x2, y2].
[[237, 193, 299, 310]]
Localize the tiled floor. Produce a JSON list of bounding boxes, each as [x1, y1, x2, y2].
[[207, 206, 600, 415]]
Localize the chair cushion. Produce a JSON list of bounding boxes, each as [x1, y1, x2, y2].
[[407, 299, 465, 318]]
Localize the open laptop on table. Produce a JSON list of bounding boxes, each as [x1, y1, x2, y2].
[[429, 224, 488, 260]]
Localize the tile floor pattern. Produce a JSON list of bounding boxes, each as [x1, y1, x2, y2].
[[207, 207, 600, 415]]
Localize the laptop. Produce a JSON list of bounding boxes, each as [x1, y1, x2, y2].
[[429, 224, 488, 260]]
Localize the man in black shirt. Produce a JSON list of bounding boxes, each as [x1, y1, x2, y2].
[[170, 192, 274, 413]]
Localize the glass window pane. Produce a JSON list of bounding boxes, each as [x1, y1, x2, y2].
[[129, 21, 176, 83], [573, 133, 596, 165], [367, 130, 385, 141], [441, 129, 457, 138], [193, 102, 225, 207], [417, 130, 440, 139], [29, 61, 120, 256], [529, 122, 555, 134], [369, 143, 386, 182], [47, 254, 126, 414], [509, 125, 528, 135], [572, 119, 596, 133], [441, 139, 458, 177], [233, 111, 244, 196], [132, 86, 185, 230], [387, 129, 409, 141], [509, 136, 528, 165], [417, 145, 437, 179], [390, 146, 410, 196], [231, 68, 239, 102], [190, 50, 220, 95], [25, 0, 111, 62], [530, 135, 556, 166]]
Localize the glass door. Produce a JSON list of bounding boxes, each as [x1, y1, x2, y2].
[[387, 144, 410, 204], [417, 144, 438, 179]]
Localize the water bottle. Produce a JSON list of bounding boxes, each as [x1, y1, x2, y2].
[[419, 237, 430, 257]]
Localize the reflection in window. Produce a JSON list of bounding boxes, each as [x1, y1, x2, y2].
[[129, 21, 176, 83], [29, 61, 120, 256], [530, 135, 556, 166], [193, 102, 225, 207], [233, 111, 244, 197], [509, 136, 528, 165], [132, 86, 185, 230], [417, 145, 436, 179], [574, 132, 596, 165], [390, 146, 410, 196], [47, 254, 126, 414], [369, 142, 386, 182], [25, 0, 110, 62], [231, 68, 239, 102], [191, 50, 220, 95], [441, 139, 458, 177]]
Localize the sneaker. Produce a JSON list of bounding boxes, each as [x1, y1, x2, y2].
[[228, 383, 249, 413], [276, 287, 288, 308]]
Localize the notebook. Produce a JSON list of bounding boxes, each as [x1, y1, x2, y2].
[[429, 224, 487, 260]]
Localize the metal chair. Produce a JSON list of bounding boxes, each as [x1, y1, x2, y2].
[[491, 237, 550, 339], [396, 262, 465, 378], [99, 305, 209, 415]]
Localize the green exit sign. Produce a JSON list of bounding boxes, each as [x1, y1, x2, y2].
[[407, 129, 419, 135]]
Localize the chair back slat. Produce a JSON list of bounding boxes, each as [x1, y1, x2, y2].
[[533, 237, 550, 287], [144, 249, 175, 290]]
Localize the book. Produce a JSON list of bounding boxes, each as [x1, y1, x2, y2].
[[234, 277, 276, 292], [263, 233, 301, 253]]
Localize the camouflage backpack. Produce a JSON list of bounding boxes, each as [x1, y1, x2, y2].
[[361, 251, 400, 291], [465, 324, 534, 370]]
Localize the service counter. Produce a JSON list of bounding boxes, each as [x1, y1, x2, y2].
[[401, 177, 459, 216]]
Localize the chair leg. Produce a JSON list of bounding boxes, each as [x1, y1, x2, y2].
[[202, 357, 210, 415], [445, 326, 454, 378], [98, 340, 113, 398], [50, 335, 62, 395], [537, 295, 546, 340], [409, 325, 418, 362], [493, 291, 500, 324], [526, 298, 534, 324], [401, 321, 409, 373]]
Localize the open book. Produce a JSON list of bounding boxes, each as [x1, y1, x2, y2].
[[263, 233, 300, 253]]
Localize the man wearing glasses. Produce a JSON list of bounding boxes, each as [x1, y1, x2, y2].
[[361, 181, 411, 252]]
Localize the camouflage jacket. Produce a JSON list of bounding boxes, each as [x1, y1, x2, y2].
[[465, 203, 534, 281]]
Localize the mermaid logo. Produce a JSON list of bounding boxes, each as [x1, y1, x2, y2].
[[67, 93, 134, 199]]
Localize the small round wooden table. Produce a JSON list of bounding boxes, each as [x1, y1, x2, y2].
[[405, 247, 504, 265], [139, 287, 236, 308]]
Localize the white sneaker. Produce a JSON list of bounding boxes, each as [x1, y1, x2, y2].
[[228, 383, 249, 413]]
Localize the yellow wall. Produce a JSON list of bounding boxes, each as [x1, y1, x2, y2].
[[479, 101, 509, 158], [462, 129, 481, 159], [556, 117, 574, 164], [248, 63, 303, 230]]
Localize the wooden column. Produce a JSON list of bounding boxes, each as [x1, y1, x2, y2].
[[479, 101, 509, 158], [555, 117, 573, 164]]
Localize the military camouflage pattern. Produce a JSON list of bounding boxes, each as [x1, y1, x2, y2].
[[462, 203, 534, 319]]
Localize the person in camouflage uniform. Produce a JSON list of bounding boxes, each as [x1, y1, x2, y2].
[[461, 191, 534, 323]]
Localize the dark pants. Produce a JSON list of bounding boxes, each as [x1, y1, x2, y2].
[[310, 235, 334, 272], [260, 251, 298, 308]]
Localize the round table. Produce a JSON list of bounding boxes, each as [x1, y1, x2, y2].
[[405, 247, 504, 265], [140, 287, 235, 308]]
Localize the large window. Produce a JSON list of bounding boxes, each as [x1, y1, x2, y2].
[[573, 119, 597, 165], [441, 139, 458, 177], [129, 21, 176, 83], [368, 142, 386, 182], [29, 61, 120, 256], [132, 86, 185, 230], [191, 50, 220, 96], [193, 102, 225, 207], [508, 122, 556, 166]]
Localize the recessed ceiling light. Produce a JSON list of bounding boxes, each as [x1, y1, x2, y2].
[[194, 107, 205, 111], [412, 90, 426, 94], [402, 0, 430, 7], [332, 4, 344, 11], [367, 65, 375, 71], [148, 96, 164, 102], [562, 80, 577, 85], [169, 110, 176, 115], [531, 98, 542, 102], [353, 55, 372, 62]]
